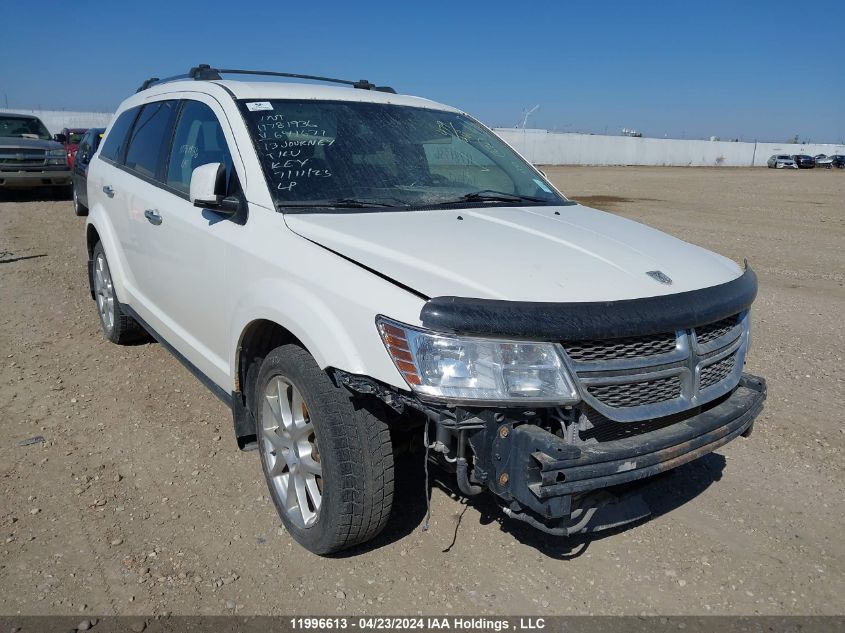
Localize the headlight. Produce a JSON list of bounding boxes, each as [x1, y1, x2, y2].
[[47, 149, 65, 158], [376, 316, 579, 404]]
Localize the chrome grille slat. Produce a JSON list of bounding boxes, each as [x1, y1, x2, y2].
[[0, 149, 46, 158], [0, 149, 48, 170]]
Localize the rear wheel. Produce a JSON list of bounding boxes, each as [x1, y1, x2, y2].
[[255, 344, 394, 554], [73, 185, 88, 216], [91, 242, 144, 344]]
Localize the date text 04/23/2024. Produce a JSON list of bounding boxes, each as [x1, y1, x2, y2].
[[289, 617, 546, 630]]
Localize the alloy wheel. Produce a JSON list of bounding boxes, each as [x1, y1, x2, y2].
[[261, 376, 323, 528], [93, 252, 115, 333]]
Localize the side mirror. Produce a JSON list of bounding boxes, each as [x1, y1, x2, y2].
[[54, 133, 67, 143], [190, 162, 239, 215]]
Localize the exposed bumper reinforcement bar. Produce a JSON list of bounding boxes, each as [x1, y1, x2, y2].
[[495, 373, 766, 528]]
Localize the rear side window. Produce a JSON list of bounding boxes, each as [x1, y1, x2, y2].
[[77, 135, 91, 160], [99, 109, 137, 163], [166, 100, 234, 194], [124, 100, 179, 180]]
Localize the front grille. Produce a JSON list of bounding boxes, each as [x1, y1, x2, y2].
[[695, 314, 740, 346], [581, 405, 697, 443], [565, 311, 747, 422], [587, 375, 681, 408], [0, 148, 45, 157], [700, 354, 736, 389], [579, 392, 731, 443], [0, 149, 47, 169], [563, 333, 676, 361]]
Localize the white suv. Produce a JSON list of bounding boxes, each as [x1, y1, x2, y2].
[[85, 65, 766, 554]]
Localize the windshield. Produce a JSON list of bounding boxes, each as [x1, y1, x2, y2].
[[0, 115, 52, 141], [68, 131, 85, 144], [239, 100, 565, 211]]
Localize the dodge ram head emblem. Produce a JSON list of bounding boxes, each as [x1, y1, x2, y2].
[[646, 270, 673, 285]]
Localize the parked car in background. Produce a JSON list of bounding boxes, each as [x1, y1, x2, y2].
[[71, 127, 105, 215], [792, 154, 815, 169], [767, 155, 797, 169], [816, 154, 845, 169], [56, 127, 89, 168], [0, 112, 72, 191]]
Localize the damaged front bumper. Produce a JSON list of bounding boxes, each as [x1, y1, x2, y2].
[[335, 369, 767, 536], [482, 373, 766, 533]]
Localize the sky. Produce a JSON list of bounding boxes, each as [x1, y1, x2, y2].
[[1, 1, 842, 143]]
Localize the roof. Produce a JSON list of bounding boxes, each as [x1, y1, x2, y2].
[[134, 79, 460, 114], [0, 112, 41, 119]]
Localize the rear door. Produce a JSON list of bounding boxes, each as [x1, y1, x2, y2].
[[115, 100, 180, 317], [89, 107, 141, 293]]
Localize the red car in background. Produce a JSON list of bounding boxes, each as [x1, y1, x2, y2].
[[54, 127, 88, 168]]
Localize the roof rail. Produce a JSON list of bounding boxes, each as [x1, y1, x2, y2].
[[136, 64, 396, 94]]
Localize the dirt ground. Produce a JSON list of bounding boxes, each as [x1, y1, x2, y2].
[[1, 166, 843, 616]]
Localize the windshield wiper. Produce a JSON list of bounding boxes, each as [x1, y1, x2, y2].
[[438, 190, 549, 205], [277, 197, 400, 210]]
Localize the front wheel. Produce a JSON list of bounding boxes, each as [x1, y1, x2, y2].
[[255, 344, 394, 554]]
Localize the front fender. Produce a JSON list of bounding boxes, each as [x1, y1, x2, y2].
[[229, 273, 424, 392]]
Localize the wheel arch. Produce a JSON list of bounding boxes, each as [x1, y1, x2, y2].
[[85, 224, 101, 299], [84, 209, 131, 304], [231, 318, 310, 450]]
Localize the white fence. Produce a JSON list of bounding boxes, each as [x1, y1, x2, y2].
[[2, 109, 113, 135], [494, 128, 845, 167], [4, 109, 841, 168]]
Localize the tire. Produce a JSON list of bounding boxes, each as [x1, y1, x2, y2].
[[91, 242, 145, 344], [73, 184, 88, 216], [254, 344, 394, 555]]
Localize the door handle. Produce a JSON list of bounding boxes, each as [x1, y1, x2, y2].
[[144, 209, 162, 225], [102, 185, 115, 198]]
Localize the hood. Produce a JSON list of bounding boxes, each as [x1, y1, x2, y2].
[[285, 204, 742, 302], [0, 136, 62, 151]]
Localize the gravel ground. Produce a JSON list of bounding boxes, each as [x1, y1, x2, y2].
[[0, 166, 843, 616]]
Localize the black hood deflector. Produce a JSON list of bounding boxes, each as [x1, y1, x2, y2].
[[419, 266, 757, 340]]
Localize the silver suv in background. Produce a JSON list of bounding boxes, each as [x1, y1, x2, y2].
[[0, 113, 71, 191]]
